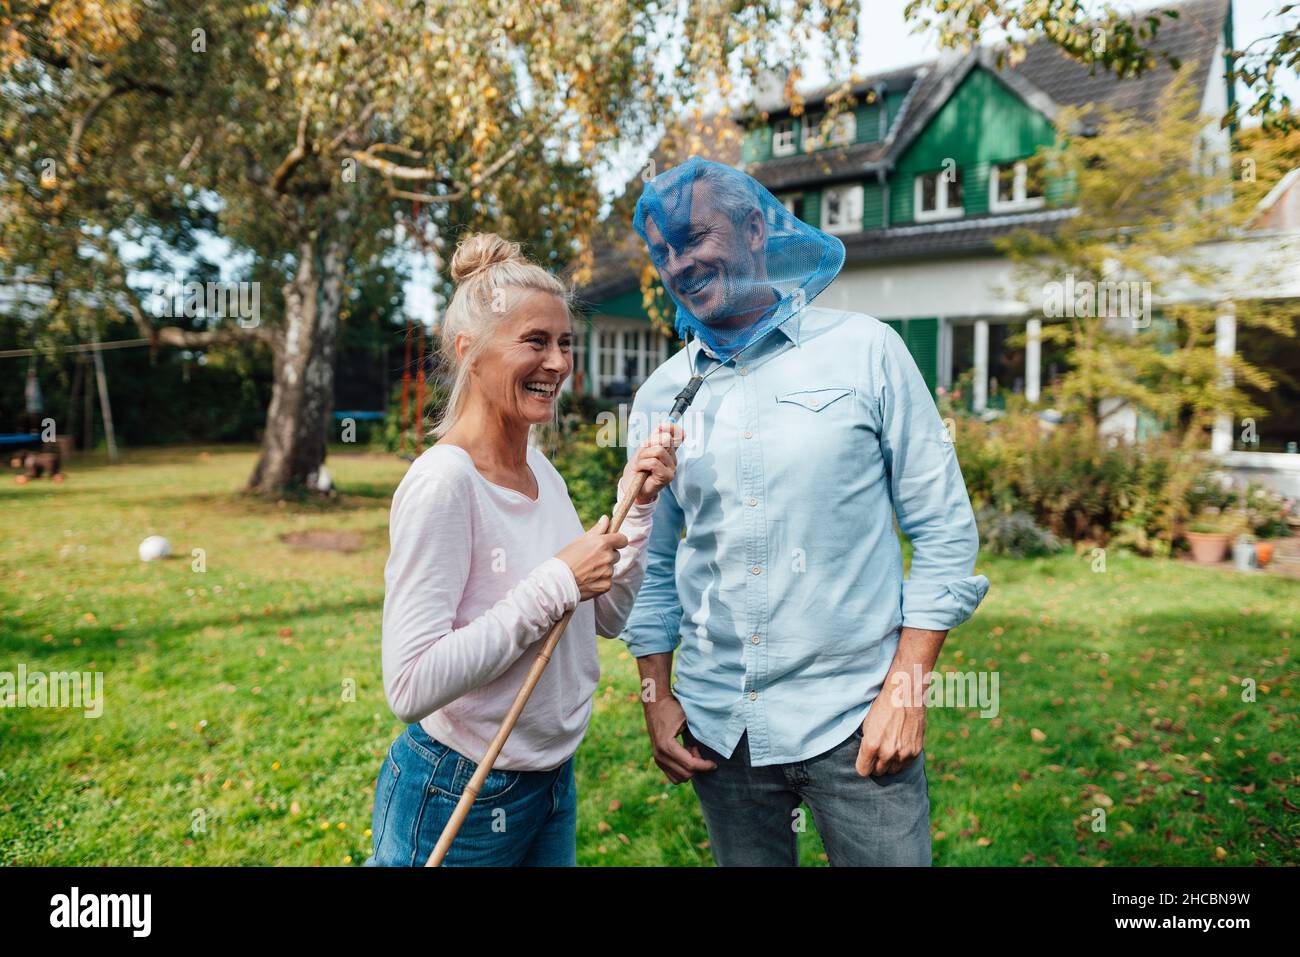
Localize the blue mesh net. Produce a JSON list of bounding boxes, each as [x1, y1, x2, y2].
[[633, 156, 845, 361]]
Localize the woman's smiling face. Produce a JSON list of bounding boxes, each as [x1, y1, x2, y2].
[[466, 288, 573, 427]]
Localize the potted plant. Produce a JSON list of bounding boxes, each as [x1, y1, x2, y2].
[[1185, 507, 1247, 564], [1241, 484, 1292, 568]]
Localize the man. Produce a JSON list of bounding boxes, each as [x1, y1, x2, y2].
[[620, 157, 989, 866]]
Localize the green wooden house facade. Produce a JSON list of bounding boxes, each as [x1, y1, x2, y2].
[[574, 0, 1235, 417]]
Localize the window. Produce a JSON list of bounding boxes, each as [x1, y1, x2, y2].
[[591, 320, 668, 398], [772, 119, 796, 157], [765, 193, 802, 228], [914, 166, 964, 221], [820, 184, 863, 235], [989, 160, 1045, 213], [801, 110, 855, 152]]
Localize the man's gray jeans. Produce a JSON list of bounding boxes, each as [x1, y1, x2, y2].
[[685, 726, 932, 866]]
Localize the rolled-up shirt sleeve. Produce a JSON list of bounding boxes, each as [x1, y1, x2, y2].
[[876, 325, 989, 631]]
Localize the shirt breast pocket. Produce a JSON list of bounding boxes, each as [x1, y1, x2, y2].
[[771, 386, 861, 486], [775, 387, 855, 413]]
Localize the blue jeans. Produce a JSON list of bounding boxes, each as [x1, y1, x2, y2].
[[365, 723, 577, 867], [686, 727, 932, 866]]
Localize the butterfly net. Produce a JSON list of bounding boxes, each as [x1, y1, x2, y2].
[[633, 156, 846, 361]]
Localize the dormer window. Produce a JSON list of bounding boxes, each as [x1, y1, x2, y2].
[[802, 110, 855, 152], [772, 119, 796, 157], [989, 160, 1045, 213], [914, 167, 963, 221], [821, 184, 863, 234], [765, 192, 803, 228]]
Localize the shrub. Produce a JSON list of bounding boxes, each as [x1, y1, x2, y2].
[[975, 506, 1066, 557], [547, 421, 624, 527], [955, 411, 1215, 551]]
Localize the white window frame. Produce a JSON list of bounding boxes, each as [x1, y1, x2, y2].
[[765, 192, 802, 228], [820, 184, 863, 235], [988, 161, 1045, 213], [800, 110, 855, 153], [914, 168, 964, 222], [772, 119, 796, 157], [590, 317, 668, 398]]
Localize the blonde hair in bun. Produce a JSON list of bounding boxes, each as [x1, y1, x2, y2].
[[433, 232, 571, 439]]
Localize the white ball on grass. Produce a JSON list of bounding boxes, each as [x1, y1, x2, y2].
[[138, 535, 171, 562]]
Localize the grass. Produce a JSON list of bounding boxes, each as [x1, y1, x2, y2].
[[1, 445, 1296, 866]]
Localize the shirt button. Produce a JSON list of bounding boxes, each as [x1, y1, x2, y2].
[[750, 565, 762, 575], [810, 399, 820, 408], [748, 497, 758, 507], [743, 430, 753, 439], [750, 634, 760, 644], [748, 691, 758, 701], [738, 367, 748, 376]]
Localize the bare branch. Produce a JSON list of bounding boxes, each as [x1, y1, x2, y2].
[[66, 85, 125, 170], [353, 128, 542, 203], [367, 143, 424, 159], [178, 133, 204, 171], [269, 102, 313, 193], [327, 102, 378, 151], [345, 147, 450, 182], [388, 186, 455, 203]]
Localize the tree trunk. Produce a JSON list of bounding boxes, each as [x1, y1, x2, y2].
[[247, 235, 347, 494]]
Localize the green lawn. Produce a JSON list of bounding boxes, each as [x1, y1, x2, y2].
[[1, 445, 1296, 866]]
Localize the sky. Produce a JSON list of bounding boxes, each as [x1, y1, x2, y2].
[[408, 0, 1300, 325]]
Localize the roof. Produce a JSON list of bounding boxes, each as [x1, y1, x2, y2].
[[745, 0, 1229, 190], [575, 0, 1231, 297], [840, 208, 1079, 262]]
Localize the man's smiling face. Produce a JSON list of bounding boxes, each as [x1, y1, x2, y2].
[[643, 180, 768, 329]]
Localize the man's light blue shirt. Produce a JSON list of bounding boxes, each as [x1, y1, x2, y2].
[[620, 305, 989, 767]]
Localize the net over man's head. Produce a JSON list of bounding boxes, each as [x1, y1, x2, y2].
[[633, 156, 846, 361]]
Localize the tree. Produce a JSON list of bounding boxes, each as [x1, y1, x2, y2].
[[904, 0, 1298, 128], [2, 0, 863, 492], [996, 68, 1298, 541]]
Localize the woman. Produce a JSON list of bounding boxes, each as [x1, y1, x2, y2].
[[367, 233, 679, 867]]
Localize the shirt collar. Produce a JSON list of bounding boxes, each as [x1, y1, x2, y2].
[[694, 300, 804, 365]]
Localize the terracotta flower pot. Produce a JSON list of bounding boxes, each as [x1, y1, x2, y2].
[[1186, 531, 1231, 564], [1255, 541, 1274, 567]]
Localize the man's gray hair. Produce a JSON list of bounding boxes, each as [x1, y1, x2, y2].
[[694, 161, 762, 226]]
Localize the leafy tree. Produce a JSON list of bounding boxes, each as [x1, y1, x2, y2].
[[2, 0, 862, 492], [997, 68, 1298, 541]]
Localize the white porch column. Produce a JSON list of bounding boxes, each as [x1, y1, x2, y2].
[[973, 319, 989, 412], [1025, 318, 1042, 403], [587, 321, 600, 397], [613, 329, 625, 395], [1212, 302, 1237, 455], [938, 319, 953, 390]]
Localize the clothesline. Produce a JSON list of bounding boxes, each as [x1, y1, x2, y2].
[[0, 338, 152, 359]]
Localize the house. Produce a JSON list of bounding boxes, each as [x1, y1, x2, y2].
[[575, 0, 1300, 485]]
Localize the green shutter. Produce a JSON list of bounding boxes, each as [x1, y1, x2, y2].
[[903, 318, 939, 395], [743, 126, 772, 164], [801, 190, 821, 229], [855, 103, 883, 144], [861, 181, 884, 230], [883, 319, 939, 396]]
